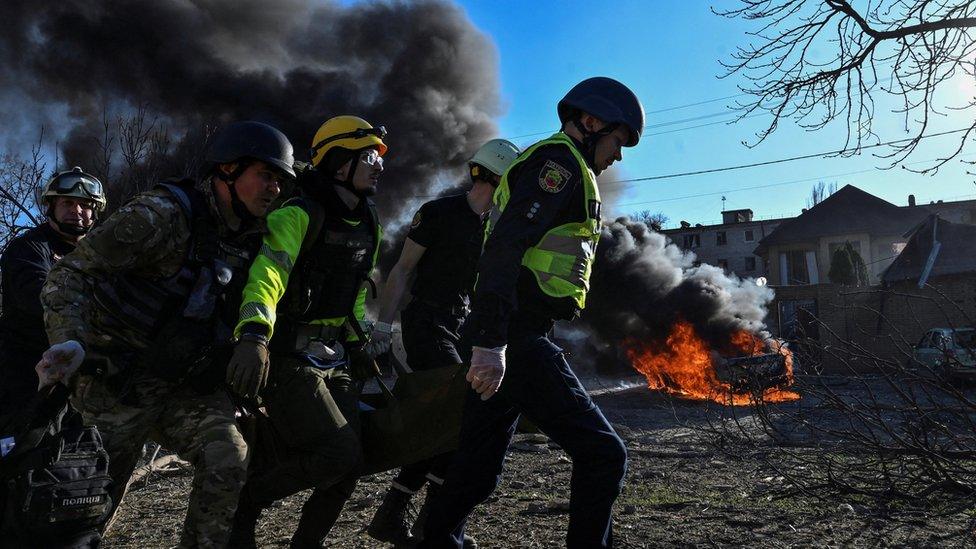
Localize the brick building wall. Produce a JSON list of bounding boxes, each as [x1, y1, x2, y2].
[[768, 275, 976, 372], [662, 219, 785, 279]]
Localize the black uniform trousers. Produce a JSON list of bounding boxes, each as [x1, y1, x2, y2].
[[0, 341, 41, 419], [394, 300, 466, 491], [420, 315, 627, 548], [244, 355, 362, 546]]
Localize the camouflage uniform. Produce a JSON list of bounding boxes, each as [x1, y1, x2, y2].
[[42, 182, 259, 548]]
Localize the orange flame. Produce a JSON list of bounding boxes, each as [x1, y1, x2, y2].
[[627, 320, 799, 406]]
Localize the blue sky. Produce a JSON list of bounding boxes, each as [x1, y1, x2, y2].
[[456, 0, 976, 228]]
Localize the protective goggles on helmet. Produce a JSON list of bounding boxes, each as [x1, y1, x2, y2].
[[359, 148, 384, 167], [310, 125, 388, 156], [49, 173, 104, 201]]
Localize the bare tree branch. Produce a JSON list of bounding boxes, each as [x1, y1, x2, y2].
[[716, 1, 976, 172]]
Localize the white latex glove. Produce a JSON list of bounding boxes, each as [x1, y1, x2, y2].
[[467, 345, 506, 400], [35, 340, 86, 389], [365, 321, 393, 359]]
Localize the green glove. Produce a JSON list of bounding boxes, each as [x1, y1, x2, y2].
[[226, 338, 270, 398]]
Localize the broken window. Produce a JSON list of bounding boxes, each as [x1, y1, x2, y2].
[[744, 229, 754, 242], [682, 234, 701, 248], [717, 231, 727, 246]]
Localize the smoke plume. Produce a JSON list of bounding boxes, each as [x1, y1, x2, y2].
[[583, 218, 774, 367], [0, 0, 500, 227]]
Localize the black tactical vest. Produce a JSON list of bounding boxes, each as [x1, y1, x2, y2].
[[90, 180, 261, 379], [279, 196, 379, 324]]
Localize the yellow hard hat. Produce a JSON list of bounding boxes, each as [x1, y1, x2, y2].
[[310, 115, 388, 167]]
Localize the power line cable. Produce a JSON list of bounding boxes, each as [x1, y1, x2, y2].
[[644, 112, 767, 137], [618, 153, 976, 217], [615, 167, 880, 208], [647, 92, 750, 114], [603, 127, 970, 187], [505, 62, 903, 142], [393, 128, 970, 200], [504, 92, 757, 140], [506, 108, 752, 141]]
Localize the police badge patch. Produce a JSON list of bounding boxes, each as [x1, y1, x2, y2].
[[410, 210, 422, 229], [538, 160, 572, 193]]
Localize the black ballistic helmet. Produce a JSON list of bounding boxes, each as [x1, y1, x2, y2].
[[557, 77, 645, 147], [206, 121, 297, 178]]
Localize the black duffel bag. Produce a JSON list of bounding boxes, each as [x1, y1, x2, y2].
[[0, 384, 113, 548]]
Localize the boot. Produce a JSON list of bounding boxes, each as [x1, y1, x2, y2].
[[367, 487, 416, 545], [412, 485, 477, 548], [228, 488, 263, 549]]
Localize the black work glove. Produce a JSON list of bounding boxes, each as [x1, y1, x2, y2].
[[348, 348, 380, 381], [226, 337, 270, 398]]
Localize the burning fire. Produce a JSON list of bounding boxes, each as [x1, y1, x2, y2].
[[627, 320, 799, 406]]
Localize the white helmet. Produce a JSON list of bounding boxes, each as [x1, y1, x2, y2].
[[469, 139, 520, 179]]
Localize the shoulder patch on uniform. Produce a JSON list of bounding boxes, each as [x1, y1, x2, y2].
[[410, 210, 422, 229], [112, 206, 158, 244], [539, 160, 572, 193]]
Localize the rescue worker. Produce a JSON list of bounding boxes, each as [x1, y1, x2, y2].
[[36, 121, 295, 548], [365, 139, 519, 547], [419, 77, 645, 548], [227, 115, 386, 548], [0, 167, 105, 419]]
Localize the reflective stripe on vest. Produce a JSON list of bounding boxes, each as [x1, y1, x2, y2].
[[487, 132, 601, 309]]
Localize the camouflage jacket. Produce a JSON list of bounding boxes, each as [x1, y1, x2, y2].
[[42, 181, 267, 354]]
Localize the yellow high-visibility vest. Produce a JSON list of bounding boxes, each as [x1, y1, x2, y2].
[[487, 132, 601, 309]]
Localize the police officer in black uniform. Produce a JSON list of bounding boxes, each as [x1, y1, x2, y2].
[[364, 139, 519, 546], [419, 77, 645, 549], [0, 167, 105, 419]]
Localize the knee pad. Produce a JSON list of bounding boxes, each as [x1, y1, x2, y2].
[[203, 438, 249, 473], [199, 428, 250, 482]]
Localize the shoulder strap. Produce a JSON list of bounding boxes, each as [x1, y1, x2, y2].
[[157, 182, 193, 217], [364, 199, 381, 244], [156, 180, 219, 265], [290, 196, 326, 255]]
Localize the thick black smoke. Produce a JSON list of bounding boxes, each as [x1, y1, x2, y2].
[[0, 0, 500, 227], [583, 218, 773, 365]]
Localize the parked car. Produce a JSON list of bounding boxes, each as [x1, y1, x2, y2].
[[912, 328, 976, 379]]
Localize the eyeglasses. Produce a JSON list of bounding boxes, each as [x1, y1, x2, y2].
[[359, 149, 384, 167]]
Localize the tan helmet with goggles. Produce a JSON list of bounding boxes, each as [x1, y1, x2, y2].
[[37, 166, 107, 213]]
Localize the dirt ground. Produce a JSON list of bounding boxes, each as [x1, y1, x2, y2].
[[103, 379, 976, 548]]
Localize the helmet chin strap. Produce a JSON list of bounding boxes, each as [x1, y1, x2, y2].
[[47, 204, 94, 237], [336, 157, 373, 199], [227, 181, 256, 222], [215, 163, 257, 224], [572, 119, 617, 170], [54, 219, 90, 236]]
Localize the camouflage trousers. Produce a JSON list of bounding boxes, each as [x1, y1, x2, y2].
[[70, 370, 249, 549]]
